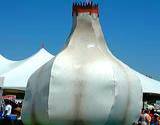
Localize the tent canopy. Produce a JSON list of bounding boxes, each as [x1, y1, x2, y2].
[[136, 72, 160, 94], [0, 48, 160, 94], [0, 48, 54, 90]]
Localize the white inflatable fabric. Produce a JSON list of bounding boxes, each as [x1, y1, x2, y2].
[[22, 5, 142, 125]]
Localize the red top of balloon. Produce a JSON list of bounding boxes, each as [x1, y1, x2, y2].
[[72, 1, 99, 16]]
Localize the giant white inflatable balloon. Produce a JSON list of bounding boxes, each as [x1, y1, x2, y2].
[[22, 2, 142, 125]]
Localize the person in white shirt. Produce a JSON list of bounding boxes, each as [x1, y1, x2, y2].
[[3, 100, 12, 117]]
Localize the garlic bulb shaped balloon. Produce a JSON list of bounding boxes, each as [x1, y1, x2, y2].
[[22, 2, 142, 125]]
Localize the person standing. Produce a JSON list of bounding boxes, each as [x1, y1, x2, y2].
[[144, 110, 151, 125], [138, 109, 147, 125], [3, 100, 12, 118], [1, 100, 13, 125]]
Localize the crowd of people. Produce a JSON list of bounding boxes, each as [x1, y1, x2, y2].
[[0, 99, 23, 125], [0, 99, 159, 125], [135, 108, 160, 125]]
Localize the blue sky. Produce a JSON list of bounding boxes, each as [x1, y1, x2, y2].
[[0, 0, 160, 80]]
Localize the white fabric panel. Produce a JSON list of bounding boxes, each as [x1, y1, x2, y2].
[[22, 59, 54, 125], [22, 13, 142, 125]]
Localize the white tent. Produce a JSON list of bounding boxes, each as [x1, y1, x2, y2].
[[0, 49, 160, 94], [118, 62, 160, 94], [112, 55, 160, 94], [0, 54, 16, 74], [0, 48, 54, 90], [136, 72, 160, 94]]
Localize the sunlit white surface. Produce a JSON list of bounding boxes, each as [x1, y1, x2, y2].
[[22, 12, 142, 125], [0, 48, 54, 90]]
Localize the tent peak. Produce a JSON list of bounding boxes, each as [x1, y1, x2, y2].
[[37, 48, 54, 57], [40, 42, 45, 49]]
